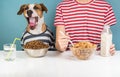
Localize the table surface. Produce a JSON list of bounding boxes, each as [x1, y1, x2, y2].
[[0, 51, 120, 77]]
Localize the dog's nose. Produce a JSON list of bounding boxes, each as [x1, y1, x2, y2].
[[27, 10, 33, 17]]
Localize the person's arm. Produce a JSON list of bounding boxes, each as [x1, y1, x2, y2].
[[55, 25, 69, 52], [104, 4, 116, 56]]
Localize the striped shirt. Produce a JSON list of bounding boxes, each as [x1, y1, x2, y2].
[[54, 0, 116, 50], [21, 27, 55, 50]]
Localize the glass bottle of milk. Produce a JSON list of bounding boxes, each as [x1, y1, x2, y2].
[[100, 25, 112, 57]]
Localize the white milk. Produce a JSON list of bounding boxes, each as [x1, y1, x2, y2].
[[100, 25, 112, 57]]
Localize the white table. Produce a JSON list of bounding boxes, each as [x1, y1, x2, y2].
[[0, 51, 120, 77]]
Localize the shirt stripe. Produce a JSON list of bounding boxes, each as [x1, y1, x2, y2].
[[54, 0, 116, 50], [21, 27, 55, 50]]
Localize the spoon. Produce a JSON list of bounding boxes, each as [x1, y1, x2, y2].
[[59, 31, 74, 47]]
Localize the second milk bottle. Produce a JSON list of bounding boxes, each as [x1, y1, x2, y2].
[[100, 25, 112, 57]]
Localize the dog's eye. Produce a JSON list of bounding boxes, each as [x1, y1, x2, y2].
[[24, 7, 28, 10], [34, 6, 39, 10]]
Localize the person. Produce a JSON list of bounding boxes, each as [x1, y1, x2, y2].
[[54, 0, 116, 55]]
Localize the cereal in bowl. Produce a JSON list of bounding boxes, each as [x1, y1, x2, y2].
[[70, 41, 97, 60]]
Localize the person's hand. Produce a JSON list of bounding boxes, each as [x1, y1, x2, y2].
[[110, 44, 115, 56], [55, 33, 70, 52]]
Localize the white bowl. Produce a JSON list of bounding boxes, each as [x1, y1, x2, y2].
[[24, 48, 48, 58]]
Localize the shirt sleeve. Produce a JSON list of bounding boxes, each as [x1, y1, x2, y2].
[[54, 4, 65, 26], [104, 5, 116, 26]]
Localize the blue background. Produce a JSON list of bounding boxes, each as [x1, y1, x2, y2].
[[0, 0, 120, 50]]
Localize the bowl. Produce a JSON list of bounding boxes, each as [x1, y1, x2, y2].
[[70, 47, 96, 60], [70, 41, 97, 60], [24, 48, 49, 58], [23, 40, 49, 58]]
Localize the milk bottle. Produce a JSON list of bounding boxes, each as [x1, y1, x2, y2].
[[100, 25, 112, 57]]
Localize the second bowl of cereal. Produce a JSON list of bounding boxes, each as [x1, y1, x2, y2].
[[70, 41, 97, 60], [23, 40, 49, 58]]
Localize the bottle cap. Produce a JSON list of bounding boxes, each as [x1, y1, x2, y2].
[[104, 25, 110, 29]]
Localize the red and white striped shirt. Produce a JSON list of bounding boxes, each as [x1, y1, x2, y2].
[[54, 0, 116, 49]]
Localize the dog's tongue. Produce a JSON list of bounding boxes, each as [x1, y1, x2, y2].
[[29, 18, 36, 27]]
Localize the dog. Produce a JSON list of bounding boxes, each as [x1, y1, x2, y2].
[[17, 3, 55, 50]]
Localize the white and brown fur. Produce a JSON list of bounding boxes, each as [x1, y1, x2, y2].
[[17, 3, 55, 50], [17, 3, 48, 34]]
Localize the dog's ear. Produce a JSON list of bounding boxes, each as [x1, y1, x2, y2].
[[40, 3, 48, 13], [17, 4, 27, 15]]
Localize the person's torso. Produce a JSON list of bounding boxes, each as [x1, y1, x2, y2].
[[59, 0, 111, 45]]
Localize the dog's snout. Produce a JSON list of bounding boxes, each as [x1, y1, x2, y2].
[[27, 10, 33, 17]]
